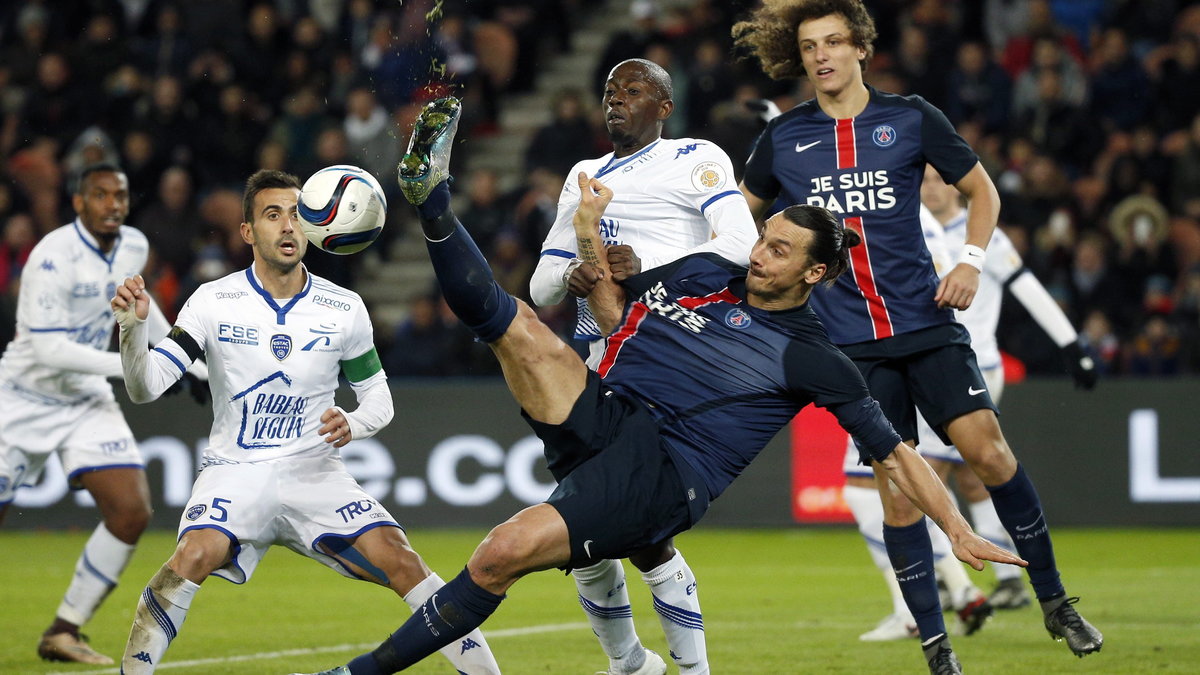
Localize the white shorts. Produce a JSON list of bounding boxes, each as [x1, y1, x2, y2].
[[843, 366, 1005, 476], [178, 452, 400, 584], [0, 389, 140, 503]]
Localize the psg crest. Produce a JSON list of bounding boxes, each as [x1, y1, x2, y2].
[[725, 308, 752, 329], [872, 125, 897, 147], [271, 333, 293, 361]]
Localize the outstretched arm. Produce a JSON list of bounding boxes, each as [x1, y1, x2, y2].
[[571, 172, 623, 335], [877, 443, 1027, 570]]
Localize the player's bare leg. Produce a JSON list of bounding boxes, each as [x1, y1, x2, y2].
[[947, 409, 1102, 656], [39, 467, 151, 665], [336, 527, 501, 674], [121, 528, 228, 673]]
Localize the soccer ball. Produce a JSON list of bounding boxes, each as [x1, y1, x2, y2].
[[297, 165, 387, 255]]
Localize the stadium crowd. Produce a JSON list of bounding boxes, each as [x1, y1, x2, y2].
[[2, 0, 1200, 378]]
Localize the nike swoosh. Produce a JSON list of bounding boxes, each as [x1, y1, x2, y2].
[[794, 140, 821, 153], [583, 539, 594, 558], [968, 386, 986, 395], [1015, 516, 1044, 531], [893, 561, 922, 574]]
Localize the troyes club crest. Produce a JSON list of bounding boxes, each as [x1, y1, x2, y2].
[[271, 333, 292, 360]]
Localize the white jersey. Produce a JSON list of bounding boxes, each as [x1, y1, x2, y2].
[[0, 220, 147, 403], [172, 267, 381, 464], [939, 210, 1024, 370], [533, 137, 757, 340], [919, 205, 951, 278]]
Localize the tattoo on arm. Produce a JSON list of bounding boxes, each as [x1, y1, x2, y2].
[[577, 238, 601, 266]]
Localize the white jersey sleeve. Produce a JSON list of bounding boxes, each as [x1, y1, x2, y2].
[[530, 159, 594, 307], [920, 205, 953, 278], [638, 142, 757, 268]]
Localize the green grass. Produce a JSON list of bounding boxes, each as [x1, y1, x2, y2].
[[1, 528, 1196, 674]]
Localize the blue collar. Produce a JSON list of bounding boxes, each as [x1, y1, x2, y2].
[[594, 139, 662, 179], [244, 265, 312, 325], [72, 218, 121, 271]]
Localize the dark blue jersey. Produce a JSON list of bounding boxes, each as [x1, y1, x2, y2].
[[743, 86, 978, 346], [599, 253, 902, 501]]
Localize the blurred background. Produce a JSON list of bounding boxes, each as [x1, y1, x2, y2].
[[3, 0, 1200, 379]]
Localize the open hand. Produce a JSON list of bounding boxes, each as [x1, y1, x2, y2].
[[952, 533, 1027, 571], [319, 408, 353, 448]]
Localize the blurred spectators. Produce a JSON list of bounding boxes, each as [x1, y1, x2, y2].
[[524, 88, 599, 178], [0, 0, 1196, 379]]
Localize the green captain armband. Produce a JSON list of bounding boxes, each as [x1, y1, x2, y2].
[[340, 347, 383, 383]]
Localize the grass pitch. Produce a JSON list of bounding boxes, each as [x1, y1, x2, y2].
[[1, 527, 1195, 674]]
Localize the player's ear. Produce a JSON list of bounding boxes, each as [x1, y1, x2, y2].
[[658, 99, 674, 120], [804, 261, 827, 285], [71, 192, 84, 215], [240, 221, 254, 245]]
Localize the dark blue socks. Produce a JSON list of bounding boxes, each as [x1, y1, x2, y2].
[[884, 520, 945, 641], [416, 181, 516, 343], [987, 463, 1064, 601], [348, 567, 505, 674]]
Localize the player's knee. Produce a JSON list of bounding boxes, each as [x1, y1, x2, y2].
[[107, 502, 153, 543], [629, 540, 675, 571], [170, 531, 229, 580], [470, 523, 535, 587]]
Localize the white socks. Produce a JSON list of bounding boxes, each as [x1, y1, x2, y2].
[[122, 565, 199, 673], [573, 559, 644, 671], [643, 552, 708, 675], [968, 499, 1023, 581], [56, 522, 136, 626], [404, 573, 500, 674]]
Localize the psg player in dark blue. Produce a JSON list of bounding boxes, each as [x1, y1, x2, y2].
[[292, 98, 1021, 675], [733, 1, 1102, 672]]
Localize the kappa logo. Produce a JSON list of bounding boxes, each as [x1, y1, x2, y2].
[[460, 637, 482, 653], [873, 125, 897, 147], [215, 291, 248, 300], [133, 651, 153, 664], [674, 142, 700, 159], [40, 259, 56, 272]]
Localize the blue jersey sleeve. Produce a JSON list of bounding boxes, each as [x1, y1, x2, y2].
[[742, 121, 781, 201], [783, 338, 901, 463], [918, 97, 978, 186]]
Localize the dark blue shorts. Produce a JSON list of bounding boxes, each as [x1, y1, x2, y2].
[[840, 323, 998, 446], [522, 371, 694, 569]]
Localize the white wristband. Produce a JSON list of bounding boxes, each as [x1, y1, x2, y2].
[[562, 258, 586, 285], [958, 244, 986, 272]]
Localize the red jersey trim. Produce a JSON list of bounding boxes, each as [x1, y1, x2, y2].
[[843, 216, 894, 339]]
